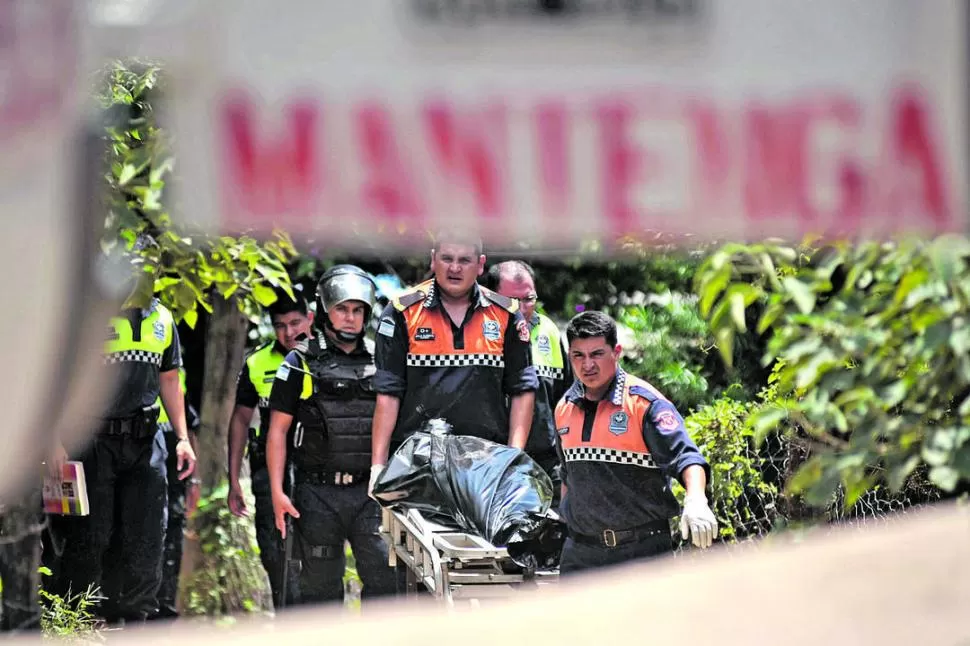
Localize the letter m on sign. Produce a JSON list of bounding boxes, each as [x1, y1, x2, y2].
[[219, 90, 321, 225]]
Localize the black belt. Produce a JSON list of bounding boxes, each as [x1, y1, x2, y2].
[[101, 414, 157, 439], [569, 519, 670, 549], [296, 469, 368, 487]]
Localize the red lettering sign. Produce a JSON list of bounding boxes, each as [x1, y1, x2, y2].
[[214, 84, 958, 246]]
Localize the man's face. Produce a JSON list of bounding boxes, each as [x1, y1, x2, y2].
[[328, 300, 368, 338], [272, 310, 314, 350], [568, 336, 621, 396], [431, 242, 485, 300], [496, 275, 538, 322]]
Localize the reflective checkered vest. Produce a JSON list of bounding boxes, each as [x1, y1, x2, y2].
[[554, 370, 662, 471], [104, 300, 175, 368]]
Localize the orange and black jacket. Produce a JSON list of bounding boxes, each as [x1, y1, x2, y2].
[[554, 368, 710, 535], [374, 279, 539, 447]]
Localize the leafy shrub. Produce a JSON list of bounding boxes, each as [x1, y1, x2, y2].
[[675, 392, 780, 541], [38, 567, 105, 641]]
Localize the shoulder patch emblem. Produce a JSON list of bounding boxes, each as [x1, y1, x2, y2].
[[515, 319, 529, 342], [275, 363, 291, 382], [608, 411, 629, 436], [536, 334, 551, 355], [378, 319, 395, 337], [153, 320, 166, 342], [655, 409, 680, 432], [482, 319, 501, 342]]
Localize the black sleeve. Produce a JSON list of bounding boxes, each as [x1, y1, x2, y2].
[[641, 398, 710, 484], [267, 352, 306, 416], [160, 322, 182, 372], [234, 363, 259, 409], [373, 305, 409, 397], [503, 311, 539, 394]]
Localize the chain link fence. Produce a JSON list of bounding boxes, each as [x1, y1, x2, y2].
[[672, 431, 944, 556]]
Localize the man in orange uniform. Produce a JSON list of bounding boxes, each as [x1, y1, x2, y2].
[[370, 231, 538, 492], [555, 311, 717, 574]]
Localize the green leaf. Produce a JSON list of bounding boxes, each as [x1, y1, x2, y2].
[[714, 326, 735, 369], [756, 300, 785, 335], [183, 308, 198, 329], [251, 283, 278, 307], [117, 163, 137, 186], [698, 264, 731, 317], [749, 406, 788, 443], [886, 454, 921, 492], [729, 289, 747, 332], [928, 465, 960, 491], [782, 277, 816, 314]]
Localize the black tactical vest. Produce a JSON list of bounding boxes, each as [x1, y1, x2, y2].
[[294, 335, 376, 473]]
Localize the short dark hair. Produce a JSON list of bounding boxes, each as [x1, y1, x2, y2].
[[432, 229, 484, 257], [267, 286, 308, 319], [485, 260, 535, 291], [566, 310, 617, 348]]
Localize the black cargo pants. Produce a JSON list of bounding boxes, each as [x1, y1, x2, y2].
[[291, 474, 398, 605], [46, 427, 168, 623], [155, 430, 187, 618]]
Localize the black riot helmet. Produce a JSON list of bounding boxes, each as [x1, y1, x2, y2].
[[316, 264, 378, 343]]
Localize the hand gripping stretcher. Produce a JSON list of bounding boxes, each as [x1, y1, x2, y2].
[[379, 506, 559, 606]]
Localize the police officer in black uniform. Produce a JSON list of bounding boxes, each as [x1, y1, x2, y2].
[[266, 265, 398, 605], [44, 241, 198, 624]]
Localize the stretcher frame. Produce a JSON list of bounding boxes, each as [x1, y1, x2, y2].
[[378, 506, 558, 606]]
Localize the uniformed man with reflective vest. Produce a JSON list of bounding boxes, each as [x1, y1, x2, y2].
[[153, 366, 201, 619], [227, 287, 313, 609], [45, 238, 197, 624], [268, 265, 398, 605], [554, 310, 718, 574], [487, 260, 572, 509], [370, 231, 539, 494]]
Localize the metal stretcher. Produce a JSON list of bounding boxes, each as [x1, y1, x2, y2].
[[379, 506, 559, 606]]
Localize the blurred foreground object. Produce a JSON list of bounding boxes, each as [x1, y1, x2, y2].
[[0, 0, 117, 498], [9, 500, 966, 644], [147, 0, 966, 251]]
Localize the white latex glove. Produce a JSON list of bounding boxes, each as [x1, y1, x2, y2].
[[679, 494, 718, 549], [368, 464, 385, 501]]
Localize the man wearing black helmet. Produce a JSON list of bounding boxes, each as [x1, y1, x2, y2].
[[266, 265, 398, 605]]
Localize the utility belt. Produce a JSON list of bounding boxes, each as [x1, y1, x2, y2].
[[295, 468, 369, 488], [100, 407, 160, 439], [568, 519, 670, 549]]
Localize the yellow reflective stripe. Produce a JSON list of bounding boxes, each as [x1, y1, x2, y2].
[[301, 359, 312, 400]]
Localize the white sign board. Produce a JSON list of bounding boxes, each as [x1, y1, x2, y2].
[[163, 0, 967, 250]]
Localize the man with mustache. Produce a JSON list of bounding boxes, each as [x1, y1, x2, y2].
[[369, 231, 539, 496]]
